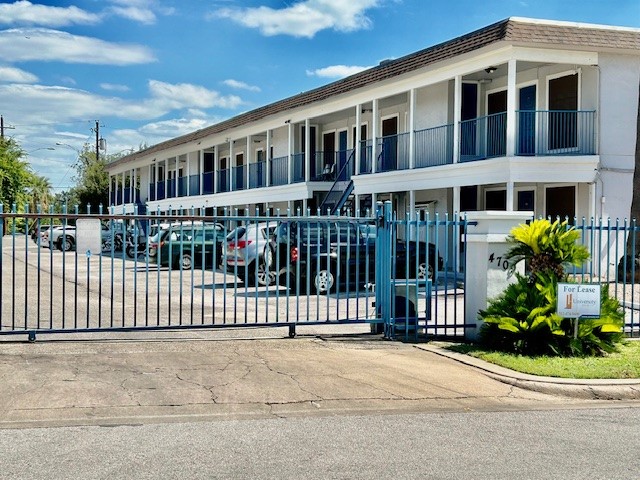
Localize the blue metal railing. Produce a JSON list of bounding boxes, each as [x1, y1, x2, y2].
[[270, 156, 288, 186], [0, 205, 469, 341], [459, 112, 507, 162], [188, 174, 200, 196], [415, 124, 454, 168], [166, 178, 176, 198], [177, 176, 188, 197], [202, 172, 214, 194], [217, 168, 230, 193], [233, 165, 246, 191], [292, 153, 305, 183], [359, 140, 373, 174], [376, 132, 410, 172], [516, 110, 596, 156], [249, 161, 267, 188]]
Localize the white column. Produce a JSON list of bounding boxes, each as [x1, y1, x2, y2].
[[108, 175, 113, 206], [120, 172, 125, 205], [304, 119, 311, 181], [147, 165, 151, 201], [453, 75, 462, 163], [246, 136, 252, 189], [154, 163, 158, 202], [173, 158, 178, 198], [355, 104, 361, 175], [229, 140, 234, 192], [372, 99, 378, 173], [506, 181, 514, 211], [213, 145, 218, 194], [163, 160, 167, 199], [266, 130, 272, 187], [199, 149, 204, 195], [409, 88, 416, 169], [506, 58, 517, 157], [287, 122, 293, 184], [131, 168, 136, 203], [464, 211, 531, 341]]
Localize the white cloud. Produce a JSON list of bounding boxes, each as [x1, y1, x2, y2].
[[0, 81, 242, 128], [0, 65, 37, 83], [306, 64, 371, 78], [0, 1, 100, 27], [147, 80, 242, 111], [212, 0, 380, 38], [108, 6, 157, 24], [139, 118, 212, 137], [0, 28, 156, 65], [223, 79, 261, 92], [106, 0, 176, 24], [101, 83, 130, 92]]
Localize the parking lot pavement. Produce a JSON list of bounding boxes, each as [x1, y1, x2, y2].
[[0, 331, 589, 429]]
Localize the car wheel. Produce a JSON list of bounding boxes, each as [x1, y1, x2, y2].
[[256, 260, 276, 287], [417, 262, 434, 280], [313, 268, 335, 294], [180, 253, 193, 270], [59, 235, 74, 252]]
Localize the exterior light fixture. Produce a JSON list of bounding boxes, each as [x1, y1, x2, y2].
[[485, 66, 497, 74]]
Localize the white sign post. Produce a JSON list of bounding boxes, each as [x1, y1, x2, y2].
[[556, 283, 601, 338]]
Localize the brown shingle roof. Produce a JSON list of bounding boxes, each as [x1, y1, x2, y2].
[[111, 17, 640, 168]]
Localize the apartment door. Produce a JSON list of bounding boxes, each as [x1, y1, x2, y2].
[[235, 153, 244, 190], [323, 131, 335, 170], [460, 83, 478, 158], [518, 85, 536, 155], [337, 130, 348, 180], [487, 90, 506, 157], [381, 117, 398, 172], [548, 74, 578, 150]]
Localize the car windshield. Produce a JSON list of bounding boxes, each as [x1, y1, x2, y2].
[[225, 227, 246, 242]]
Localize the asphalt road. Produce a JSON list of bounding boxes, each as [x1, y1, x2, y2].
[[1, 407, 639, 479]]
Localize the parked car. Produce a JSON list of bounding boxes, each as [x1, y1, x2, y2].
[[224, 223, 277, 286], [148, 222, 225, 269], [265, 220, 443, 294]]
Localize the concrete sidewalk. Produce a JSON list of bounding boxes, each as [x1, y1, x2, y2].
[[0, 331, 638, 429]]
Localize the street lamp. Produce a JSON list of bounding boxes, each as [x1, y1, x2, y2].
[[27, 147, 55, 154]]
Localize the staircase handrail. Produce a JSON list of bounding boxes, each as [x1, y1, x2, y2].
[[319, 149, 355, 214]]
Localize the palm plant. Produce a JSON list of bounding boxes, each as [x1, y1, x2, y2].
[[479, 219, 623, 356]]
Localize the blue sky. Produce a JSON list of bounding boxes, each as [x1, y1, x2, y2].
[[1, 0, 639, 192]]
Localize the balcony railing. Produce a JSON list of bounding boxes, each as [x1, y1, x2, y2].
[[141, 110, 596, 202], [359, 140, 373, 174], [516, 110, 596, 156], [292, 153, 305, 183], [415, 124, 454, 168], [271, 156, 288, 186], [376, 132, 410, 172], [249, 161, 267, 188], [110, 188, 140, 206], [203, 171, 214, 194], [459, 112, 507, 162], [233, 165, 246, 190], [217, 168, 230, 193]]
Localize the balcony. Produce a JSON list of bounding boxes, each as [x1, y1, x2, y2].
[[516, 110, 596, 156], [233, 165, 246, 191], [270, 156, 288, 186], [217, 169, 230, 193], [249, 161, 266, 188]]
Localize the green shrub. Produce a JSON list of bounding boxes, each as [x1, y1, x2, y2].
[[479, 219, 624, 357]]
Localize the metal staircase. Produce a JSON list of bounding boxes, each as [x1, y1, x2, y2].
[[319, 150, 355, 215]]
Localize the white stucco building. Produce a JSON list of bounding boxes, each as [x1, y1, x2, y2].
[[107, 17, 640, 223]]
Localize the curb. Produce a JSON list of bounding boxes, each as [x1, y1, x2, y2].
[[415, 344, 640, 401]]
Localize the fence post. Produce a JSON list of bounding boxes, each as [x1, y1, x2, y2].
[[464, 211, 532, 341]]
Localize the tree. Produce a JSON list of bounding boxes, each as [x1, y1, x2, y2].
[[0, 137, 33, 210], [28, 174, 53, 213], [67, 145, 109, 213]]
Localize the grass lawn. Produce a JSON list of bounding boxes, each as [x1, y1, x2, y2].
[[446, 340, 640, 379]]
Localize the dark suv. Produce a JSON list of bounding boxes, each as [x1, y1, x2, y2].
[[264, 220, 442, 294]]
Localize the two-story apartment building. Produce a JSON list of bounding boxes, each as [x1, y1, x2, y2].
[[107, 17, 640, 224]]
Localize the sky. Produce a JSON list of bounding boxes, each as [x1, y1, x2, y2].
[[1, 0, 639, 193]]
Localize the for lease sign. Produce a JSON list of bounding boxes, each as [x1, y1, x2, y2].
[[556, 283, 601, 318]]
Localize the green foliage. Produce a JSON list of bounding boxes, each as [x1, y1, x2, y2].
[[68, 146, 109, 213], [479, 218, 624, 357], [0, 137, 34, 209], [505, 219, 590, 280]]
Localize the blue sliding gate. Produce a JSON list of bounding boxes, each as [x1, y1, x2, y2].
[[0, 202, 468, 342]]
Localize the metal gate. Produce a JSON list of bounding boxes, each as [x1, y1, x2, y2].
[[0, 202, 468, 341]]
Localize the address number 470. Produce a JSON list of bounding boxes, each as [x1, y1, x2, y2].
[[488, 253, 509, 271]]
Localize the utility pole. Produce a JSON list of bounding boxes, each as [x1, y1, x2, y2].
[[1, 115, 15, 139], [92, 120, 105, 162]]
